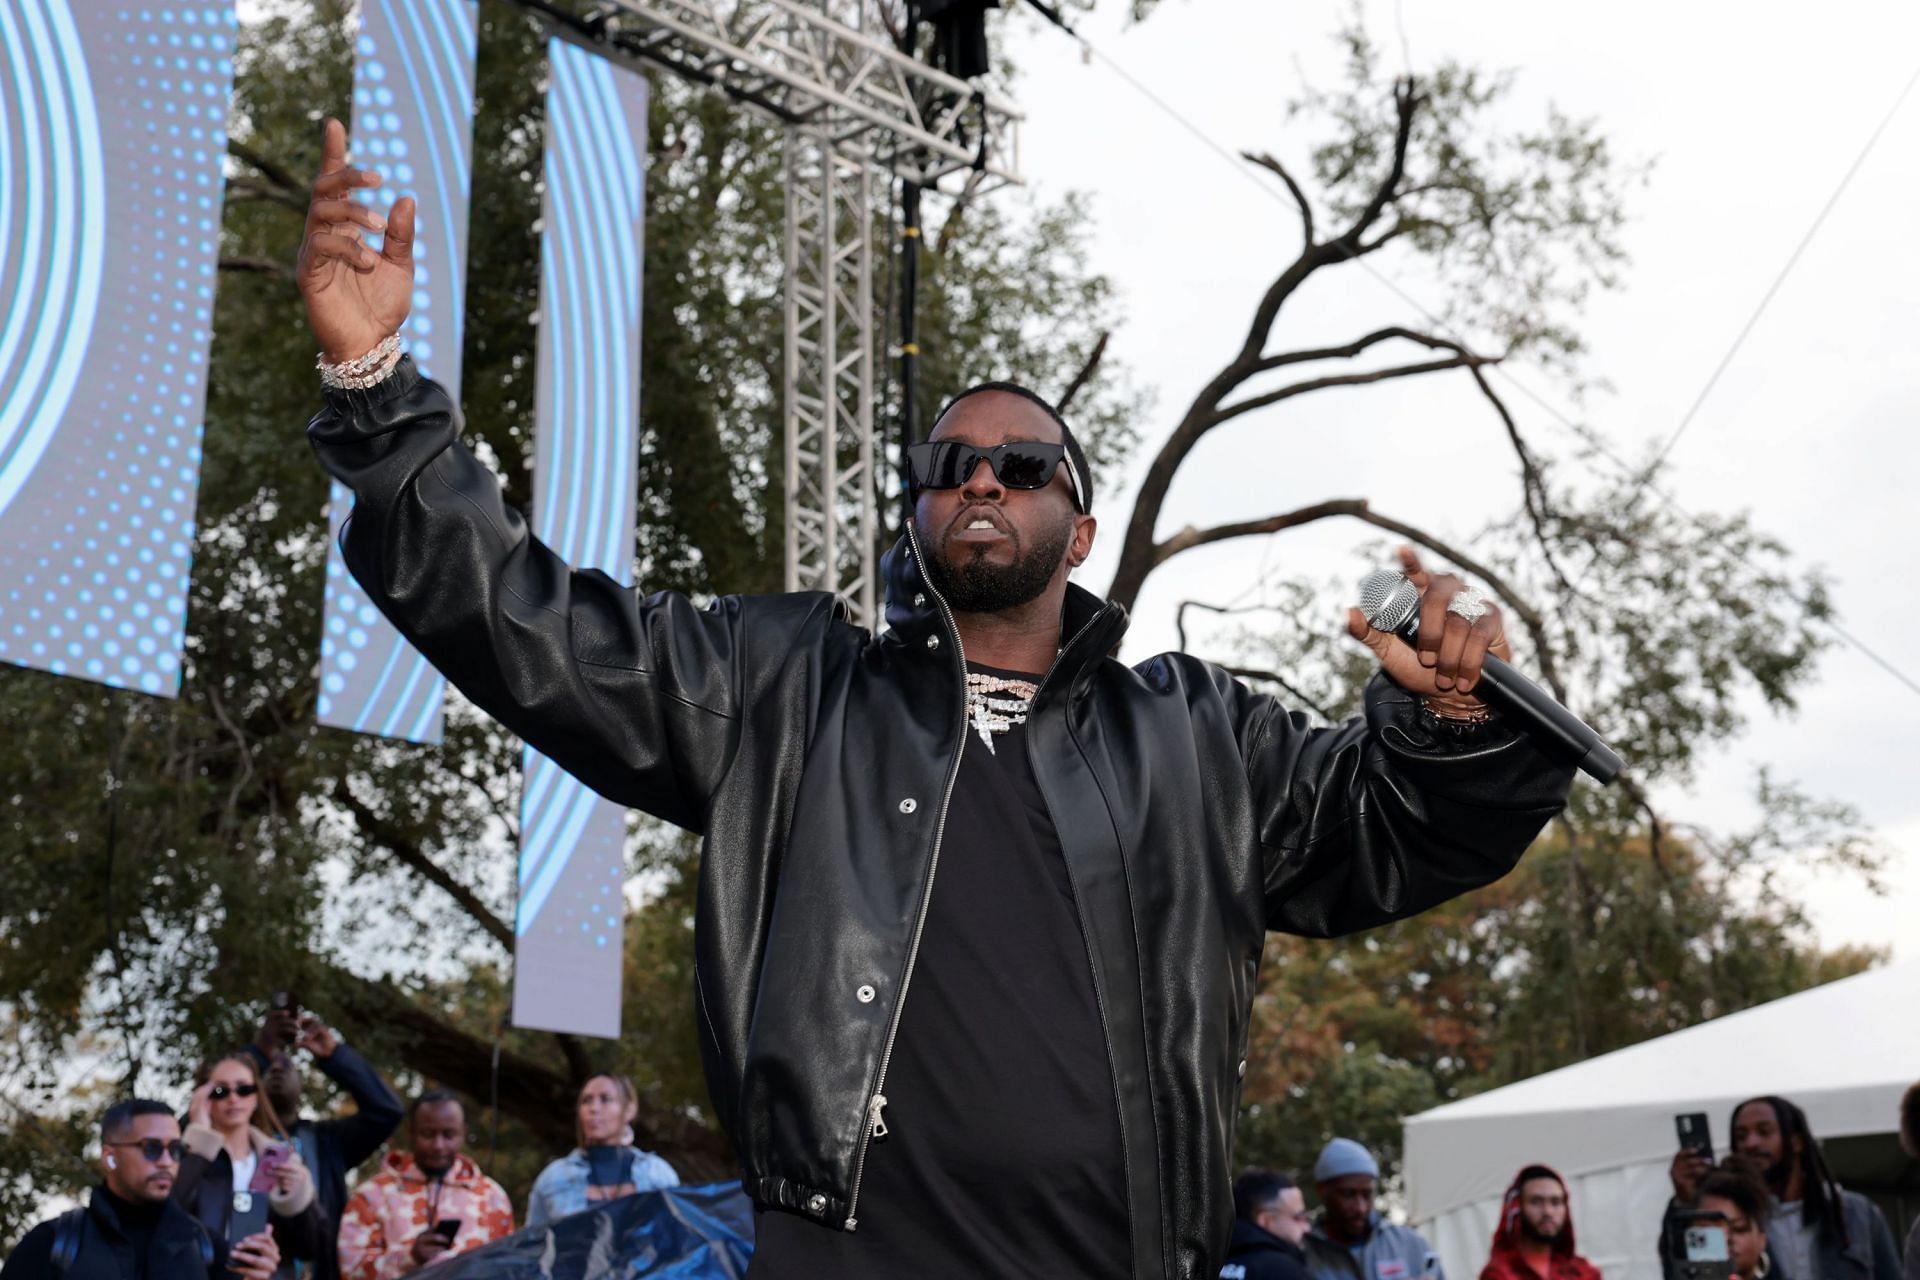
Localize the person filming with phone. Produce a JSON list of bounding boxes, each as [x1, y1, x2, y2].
[[1665, 1098, 1901, 1280], [337, 1089, 514, 1279], [1666, 1162, 1776, 1280], [173, 1054, 324, 1278], [240, 994, 403, 1280], [2, 1100, 282, 1279]]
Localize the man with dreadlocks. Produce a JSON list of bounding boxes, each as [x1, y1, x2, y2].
[[1666, 1096, 1902, 1280]]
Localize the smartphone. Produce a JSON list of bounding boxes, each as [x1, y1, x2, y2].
[[433, 1218, 463, 1243], [1676, 1111, 1713, 1161], [251, 1143, 290, 1194], [229, 1189, 270, 1245], [269, 990, 303, 1045], [1684, 1225, 1730, 1263]]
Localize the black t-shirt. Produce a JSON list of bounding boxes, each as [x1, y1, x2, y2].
[[750, 663, 1130, 1278]]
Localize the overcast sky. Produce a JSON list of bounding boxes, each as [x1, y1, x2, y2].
[[998, 0, 1918, 958]]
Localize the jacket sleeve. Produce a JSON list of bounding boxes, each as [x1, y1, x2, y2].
[[312, 1045, 403, 1173], [1238, 670, 1574, 936], [336, 1185, 391, 1280], [1861, 1197, 1903, 1280], [308, 361, 747, 831], [481, 1179, 517, 1241], [524, 1166, 560, 1229], [0, 1221, 54, 1280]]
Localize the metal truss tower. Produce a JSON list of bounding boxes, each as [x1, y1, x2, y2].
[[596, 0, 1023, 628]]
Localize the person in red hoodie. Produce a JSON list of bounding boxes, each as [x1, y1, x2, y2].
[[1481, 1165, 1602, 1280], [337, 1089, 514, 1279]]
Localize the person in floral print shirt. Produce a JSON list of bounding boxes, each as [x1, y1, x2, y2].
[[337, 1090, 514, 1279]]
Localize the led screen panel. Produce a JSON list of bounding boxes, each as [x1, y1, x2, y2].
[[314, 0, 477, 744], [512, 40, 648, 1039], [0, 2, 236, 693]]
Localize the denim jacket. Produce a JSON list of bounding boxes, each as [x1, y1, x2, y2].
[[524, 1148, 680, 1228]]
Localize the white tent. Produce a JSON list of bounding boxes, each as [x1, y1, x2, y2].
[[1402, 962, 1920, 1280]]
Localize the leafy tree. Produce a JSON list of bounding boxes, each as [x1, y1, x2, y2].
[[0, 0, 1135, 1241]]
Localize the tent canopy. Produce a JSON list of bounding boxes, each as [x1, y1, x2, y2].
[[1405, 959, 1912, 1280], [1405, 960, 1920, 1226]]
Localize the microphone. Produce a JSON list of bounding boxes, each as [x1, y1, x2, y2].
[[1358, 569, 1624, 784]]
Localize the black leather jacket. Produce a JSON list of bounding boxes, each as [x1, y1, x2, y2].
[[310, 360, 1573, 1280]]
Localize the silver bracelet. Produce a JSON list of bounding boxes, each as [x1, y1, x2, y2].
[[317, 333, 405, 390]]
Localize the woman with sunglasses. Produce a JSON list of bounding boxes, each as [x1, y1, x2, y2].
[[173, 1052, 324, 1277]]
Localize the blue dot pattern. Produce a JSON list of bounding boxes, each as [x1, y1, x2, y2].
[[511, 41, 648, 1040], [0, 3, 233, 697], [314, 0, 476, 744]]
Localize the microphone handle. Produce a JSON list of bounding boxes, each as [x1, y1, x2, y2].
[[1474, 653, 1623, 784], [1392, 621, 1622, 784]]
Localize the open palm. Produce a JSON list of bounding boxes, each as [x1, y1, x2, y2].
[[296, 118, 415, 363]]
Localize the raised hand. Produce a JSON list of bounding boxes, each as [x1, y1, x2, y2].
[[296, 118, 414, 363], [1346, 545, 1511, 711]]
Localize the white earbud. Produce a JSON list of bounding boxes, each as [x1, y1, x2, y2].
[[107, 1154, 117, 1169]]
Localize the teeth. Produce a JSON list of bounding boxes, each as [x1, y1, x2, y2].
[[968, 519, 995, 529]]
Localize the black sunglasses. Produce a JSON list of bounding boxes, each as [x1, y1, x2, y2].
[[108, 1138, 188, 1162], [209, 1083, 258, 1101], [905, 440, 1086, 513]]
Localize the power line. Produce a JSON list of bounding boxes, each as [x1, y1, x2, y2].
[[1648, 62, 1920, 472], [1021, 8, 1920, 700]]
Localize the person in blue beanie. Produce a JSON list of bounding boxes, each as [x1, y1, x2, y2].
[[1305, 1138, 1444, 1280]]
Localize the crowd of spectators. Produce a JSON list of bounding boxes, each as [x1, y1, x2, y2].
[[7, 1001, 1916, 1280], [1223, 1089, 1919, 1280], [1, 1001, 679, 1280]]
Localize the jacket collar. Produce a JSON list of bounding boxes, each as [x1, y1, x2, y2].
[[1230, 1216, 1307, 1258], [882, 524, 1128, 681], [381, 1149, 485, 1189]]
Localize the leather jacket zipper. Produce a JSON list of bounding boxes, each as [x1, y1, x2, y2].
[[843, 519, 967, 1231]]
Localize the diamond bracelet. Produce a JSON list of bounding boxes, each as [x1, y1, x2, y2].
[[317, 332, 405, 391]]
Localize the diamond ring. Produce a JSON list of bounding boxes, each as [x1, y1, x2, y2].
[[1446, 587, 1491, 624]]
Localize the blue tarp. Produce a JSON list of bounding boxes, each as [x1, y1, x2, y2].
[[423, 1181, 755, 1279]]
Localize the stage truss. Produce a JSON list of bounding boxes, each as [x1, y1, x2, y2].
[[593, 0, 1024, 627]]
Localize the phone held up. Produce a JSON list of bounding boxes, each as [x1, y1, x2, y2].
[[1665, 1209, 1734, 1280], [1676, 1112, 1713, 1162], [229, 1189, 270, 1246], [433, 1218, 463, 1244]]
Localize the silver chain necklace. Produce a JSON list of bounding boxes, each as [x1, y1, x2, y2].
[[965, 671, 1040, 754]]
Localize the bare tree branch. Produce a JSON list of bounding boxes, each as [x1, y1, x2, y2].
[[1242, 150, 1315, 243], [219, 255, 296, 282], [1056, 331, 1109, 414], [1467, 366, 1577, 595], [1209, 354, 1487, 430], [1248, 325, 1476, 375], [223, 176, 307, 214], [227, 136, 305, 197], [1157, 499, 1369, 565], [1221, 664, 1339, 722], [329, 780, 514, 950], [326, 966, 734, 1179], [1149, 498, 1573, 707]]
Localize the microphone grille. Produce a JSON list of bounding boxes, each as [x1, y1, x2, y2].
[[1357, 569, 1420, 633]]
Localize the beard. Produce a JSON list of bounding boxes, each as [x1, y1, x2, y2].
[[925, 513, 1071, 614], [1519, 1217, 1567, 1248]]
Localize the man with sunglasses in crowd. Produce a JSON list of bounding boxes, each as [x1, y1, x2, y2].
[[2, 1100, 281, 1279], [296, 118, 1574, 1280]]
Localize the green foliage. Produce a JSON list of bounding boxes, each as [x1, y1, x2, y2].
[[0, 0, 1144, 1244], [1290, 23, 1646, 372]]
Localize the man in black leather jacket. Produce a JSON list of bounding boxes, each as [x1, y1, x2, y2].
[[295, 119, 1575, 1279]]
